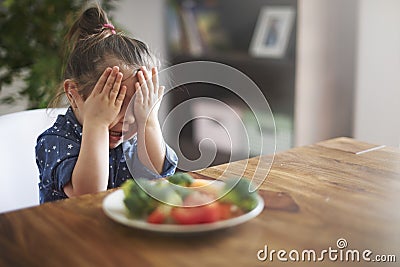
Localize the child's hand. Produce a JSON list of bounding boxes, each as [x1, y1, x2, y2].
[[69, 66, 127, 127], [133, 66, 164, 127]]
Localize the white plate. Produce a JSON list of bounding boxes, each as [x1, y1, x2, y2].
[[102, 189, 264, 233]]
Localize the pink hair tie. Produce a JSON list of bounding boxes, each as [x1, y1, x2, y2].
[[103, 23, 116, 34]]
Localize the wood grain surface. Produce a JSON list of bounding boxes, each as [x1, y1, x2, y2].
[[0, 137, 399, 267]]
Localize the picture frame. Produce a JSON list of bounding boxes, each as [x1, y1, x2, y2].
[[249, 6, 295, 58]]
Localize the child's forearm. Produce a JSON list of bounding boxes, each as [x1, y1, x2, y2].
[[137, 120, 166, 174], [64, 123, 109, 196]]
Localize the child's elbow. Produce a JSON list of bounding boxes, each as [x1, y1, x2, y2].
[[63, 181, 106, 197]]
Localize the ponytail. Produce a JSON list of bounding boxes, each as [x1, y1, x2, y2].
[[65, 5, 112, 52]]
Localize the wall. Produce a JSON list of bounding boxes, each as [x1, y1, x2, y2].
[[295, 0, 358, 146], [354, 0, 400, 147], [112, 0, 166, 62]]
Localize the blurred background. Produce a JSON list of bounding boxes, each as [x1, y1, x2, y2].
[[1, 0, 399, 167]]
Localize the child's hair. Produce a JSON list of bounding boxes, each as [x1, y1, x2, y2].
[[50, 4, 159, 106]]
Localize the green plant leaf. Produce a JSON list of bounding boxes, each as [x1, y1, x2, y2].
[[0, 0, 119, 109]]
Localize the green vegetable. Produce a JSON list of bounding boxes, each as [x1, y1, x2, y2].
[[122, 179, 158, 218], [122, 178, 183, 218], [220, 178, 258, 211], [141, 180, 183, 206], [168, 172, 194, 186]]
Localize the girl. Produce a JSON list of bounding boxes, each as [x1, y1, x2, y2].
[[35, 5, 177, 203]]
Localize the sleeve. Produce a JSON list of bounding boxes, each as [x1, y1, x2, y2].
[[123, 138, 178, 179], [161, 144, 179, 176], [36, 134, 79, 192], [55, 157, 78, 190]]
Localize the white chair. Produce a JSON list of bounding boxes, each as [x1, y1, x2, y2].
[[0, 108, 67, 213]]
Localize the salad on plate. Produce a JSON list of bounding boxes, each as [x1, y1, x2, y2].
[[120, 172, 261, 225]]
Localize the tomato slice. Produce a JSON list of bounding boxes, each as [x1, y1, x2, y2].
[[147, 205, 172, 224], [170, 191, 219, 224], [171, 203, 220, 224], [147, 208, 166, 224], [217, 203, 234, 220], [148, 190, 241, 225]]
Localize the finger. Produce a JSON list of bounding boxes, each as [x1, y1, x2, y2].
[[92, 67, 112, 95], [138, 71, 149, 101], [135, 82, 143, 104], [141, 66, 154, 93], [152, 67, 159, 94], [132, 68, 140, 78], [158, 86, 165, 101], [109, 72, 123, 101], [103, 66, 119, 95], [115, 85, 127, 107]]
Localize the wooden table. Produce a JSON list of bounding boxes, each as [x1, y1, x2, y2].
[[0, 137, 399, 266]]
